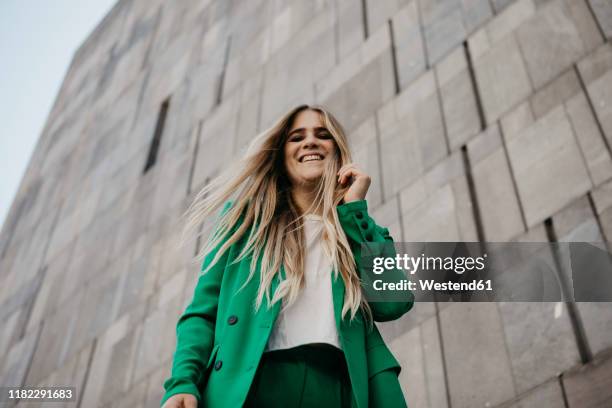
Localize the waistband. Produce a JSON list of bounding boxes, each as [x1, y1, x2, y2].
[[262, 343, 348, 371]]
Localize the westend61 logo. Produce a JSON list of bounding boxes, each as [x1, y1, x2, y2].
[[360, 242, 612, 302]]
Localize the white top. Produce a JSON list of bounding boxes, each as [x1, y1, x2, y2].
[[265, 214, 342, 351]]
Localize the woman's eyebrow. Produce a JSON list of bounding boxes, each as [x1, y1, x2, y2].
[[288, 126, 328, 136]]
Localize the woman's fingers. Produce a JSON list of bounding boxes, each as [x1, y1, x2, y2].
[[337, 164, 360, 185], [183, 396, 198, 408], [162, 394, 197, 408]]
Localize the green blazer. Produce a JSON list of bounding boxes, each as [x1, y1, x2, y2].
[[161, 199, 415, 407]]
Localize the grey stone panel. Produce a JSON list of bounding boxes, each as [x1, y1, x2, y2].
[[260, 11, 336, 128], [371, 193, 403, 242], [350, 118, 384, 208], [24, 291, 83, 387], [529, 68, 581, 119], [79, 302, 148, 407], [563, 353, 612, 408], [224, 0, 334, 100], [553, 197, 612, 356], [400, 153, 479, 241], [365, 0, 410, 34], [320, 50, 396, 134], [440, 303, 516, 407], [132, 295, 184, 387], [419, 0, 492, 65], [391, 1, 427, 90], [589, 0, 612, 40], [0, 325, 41, 388], [467, 125, 525, 241], [387, 317, 449, 408], [191, 95, 240, 191], [566, 92, 612, 187], [504, 379, 566, 408], [377, 70, 447, 200], [503, 105, 592, 227], [337, 0, 365, 60], [516, 0, 603, 90], [435, 46, 482, 151], [233, 71, 265, 154], [33, 341, 93, 391], [592, 179, 612, 250], [492, 0, 519, 14], [578, 44, 612, 155], [499, 302, 580, 394], [470, 33, 533, 125]]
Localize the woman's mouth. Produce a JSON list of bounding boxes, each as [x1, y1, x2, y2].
[[299, 154, 324, 162]]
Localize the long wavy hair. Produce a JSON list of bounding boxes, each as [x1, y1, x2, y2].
[[181, 104, 372, 324]]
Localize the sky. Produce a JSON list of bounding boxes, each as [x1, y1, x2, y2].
[[0, 0, 118, 232]]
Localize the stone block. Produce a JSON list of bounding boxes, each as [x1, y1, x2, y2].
[[579, 52, 612, 154], [491, 0, 519, 14], [563, 353, 612, 408], [504, 105, 592, 227], [377, 70, 447, 199], [507, 379, 566, 408], [365, 0, 410, 34], [499, 302, 580, 393], [388, 316, 449, 408], [0, 325, 41, 388], [419, 0, 492, 65], [440, 303, 515, 407], [371, 195, 402, 241], [337, 0, 365, 59], [436, 46, 482, 150], [488, 0, 536, 45], [530, 69, 581, 119], [316, 23, 390, 103], [468, 125, 525, 240], [391, 1, 426, 89], [589, 0, 612, 40], [350, 119, 383, 208], [399, 156, 478, 241], [471, 34, 532, 124], [321, 50, 396, 133], [566, 92, 612, 187], [516, 0, 602, 89], [191, 96, 240, 191], [553, 197, 612, 356]]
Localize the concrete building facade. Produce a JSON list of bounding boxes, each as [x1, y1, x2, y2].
[[1, 0, 612, 406]]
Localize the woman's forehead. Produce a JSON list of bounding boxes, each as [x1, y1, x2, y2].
[[290, 109, 324, 130]]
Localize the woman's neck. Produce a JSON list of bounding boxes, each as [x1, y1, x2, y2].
[[291, 186, 322, 216]]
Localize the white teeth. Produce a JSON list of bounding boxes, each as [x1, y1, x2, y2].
[[301, 154, 323, 162]]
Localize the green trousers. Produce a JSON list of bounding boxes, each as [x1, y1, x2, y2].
[[244, 343, 354, 407]]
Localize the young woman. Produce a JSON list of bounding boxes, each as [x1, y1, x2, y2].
[[161, 105, 414, 408]]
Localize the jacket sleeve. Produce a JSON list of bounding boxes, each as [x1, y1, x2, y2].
[[160, 202, 233, 407], [337, 199, 414, 322]]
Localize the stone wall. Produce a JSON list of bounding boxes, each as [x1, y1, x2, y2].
[[1, 0, 612, 406]]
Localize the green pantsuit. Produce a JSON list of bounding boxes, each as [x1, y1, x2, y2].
[[161, 200, 415, 408]]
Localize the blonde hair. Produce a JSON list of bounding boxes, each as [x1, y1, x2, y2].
[[181, 104, 372, 324]]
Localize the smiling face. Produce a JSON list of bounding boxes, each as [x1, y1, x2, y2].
[[283, 109, 337, 187]]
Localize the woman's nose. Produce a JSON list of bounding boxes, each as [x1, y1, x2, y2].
[[303, 133, 319, 148]]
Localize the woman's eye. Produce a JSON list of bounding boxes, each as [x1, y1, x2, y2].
[[318, 133, 332, 139], [289, 135, 304, 142]]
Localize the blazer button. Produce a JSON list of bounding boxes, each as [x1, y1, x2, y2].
[[214, 360, 223, 370], [228, 315, 238, 325], [355, 212, 364, 219], [360, 221, 368, 230], [365, 233, 373, 241]]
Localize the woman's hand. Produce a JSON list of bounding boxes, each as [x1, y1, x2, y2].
[[162, 393, 198, 408], [337, 163, 371, 203]]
